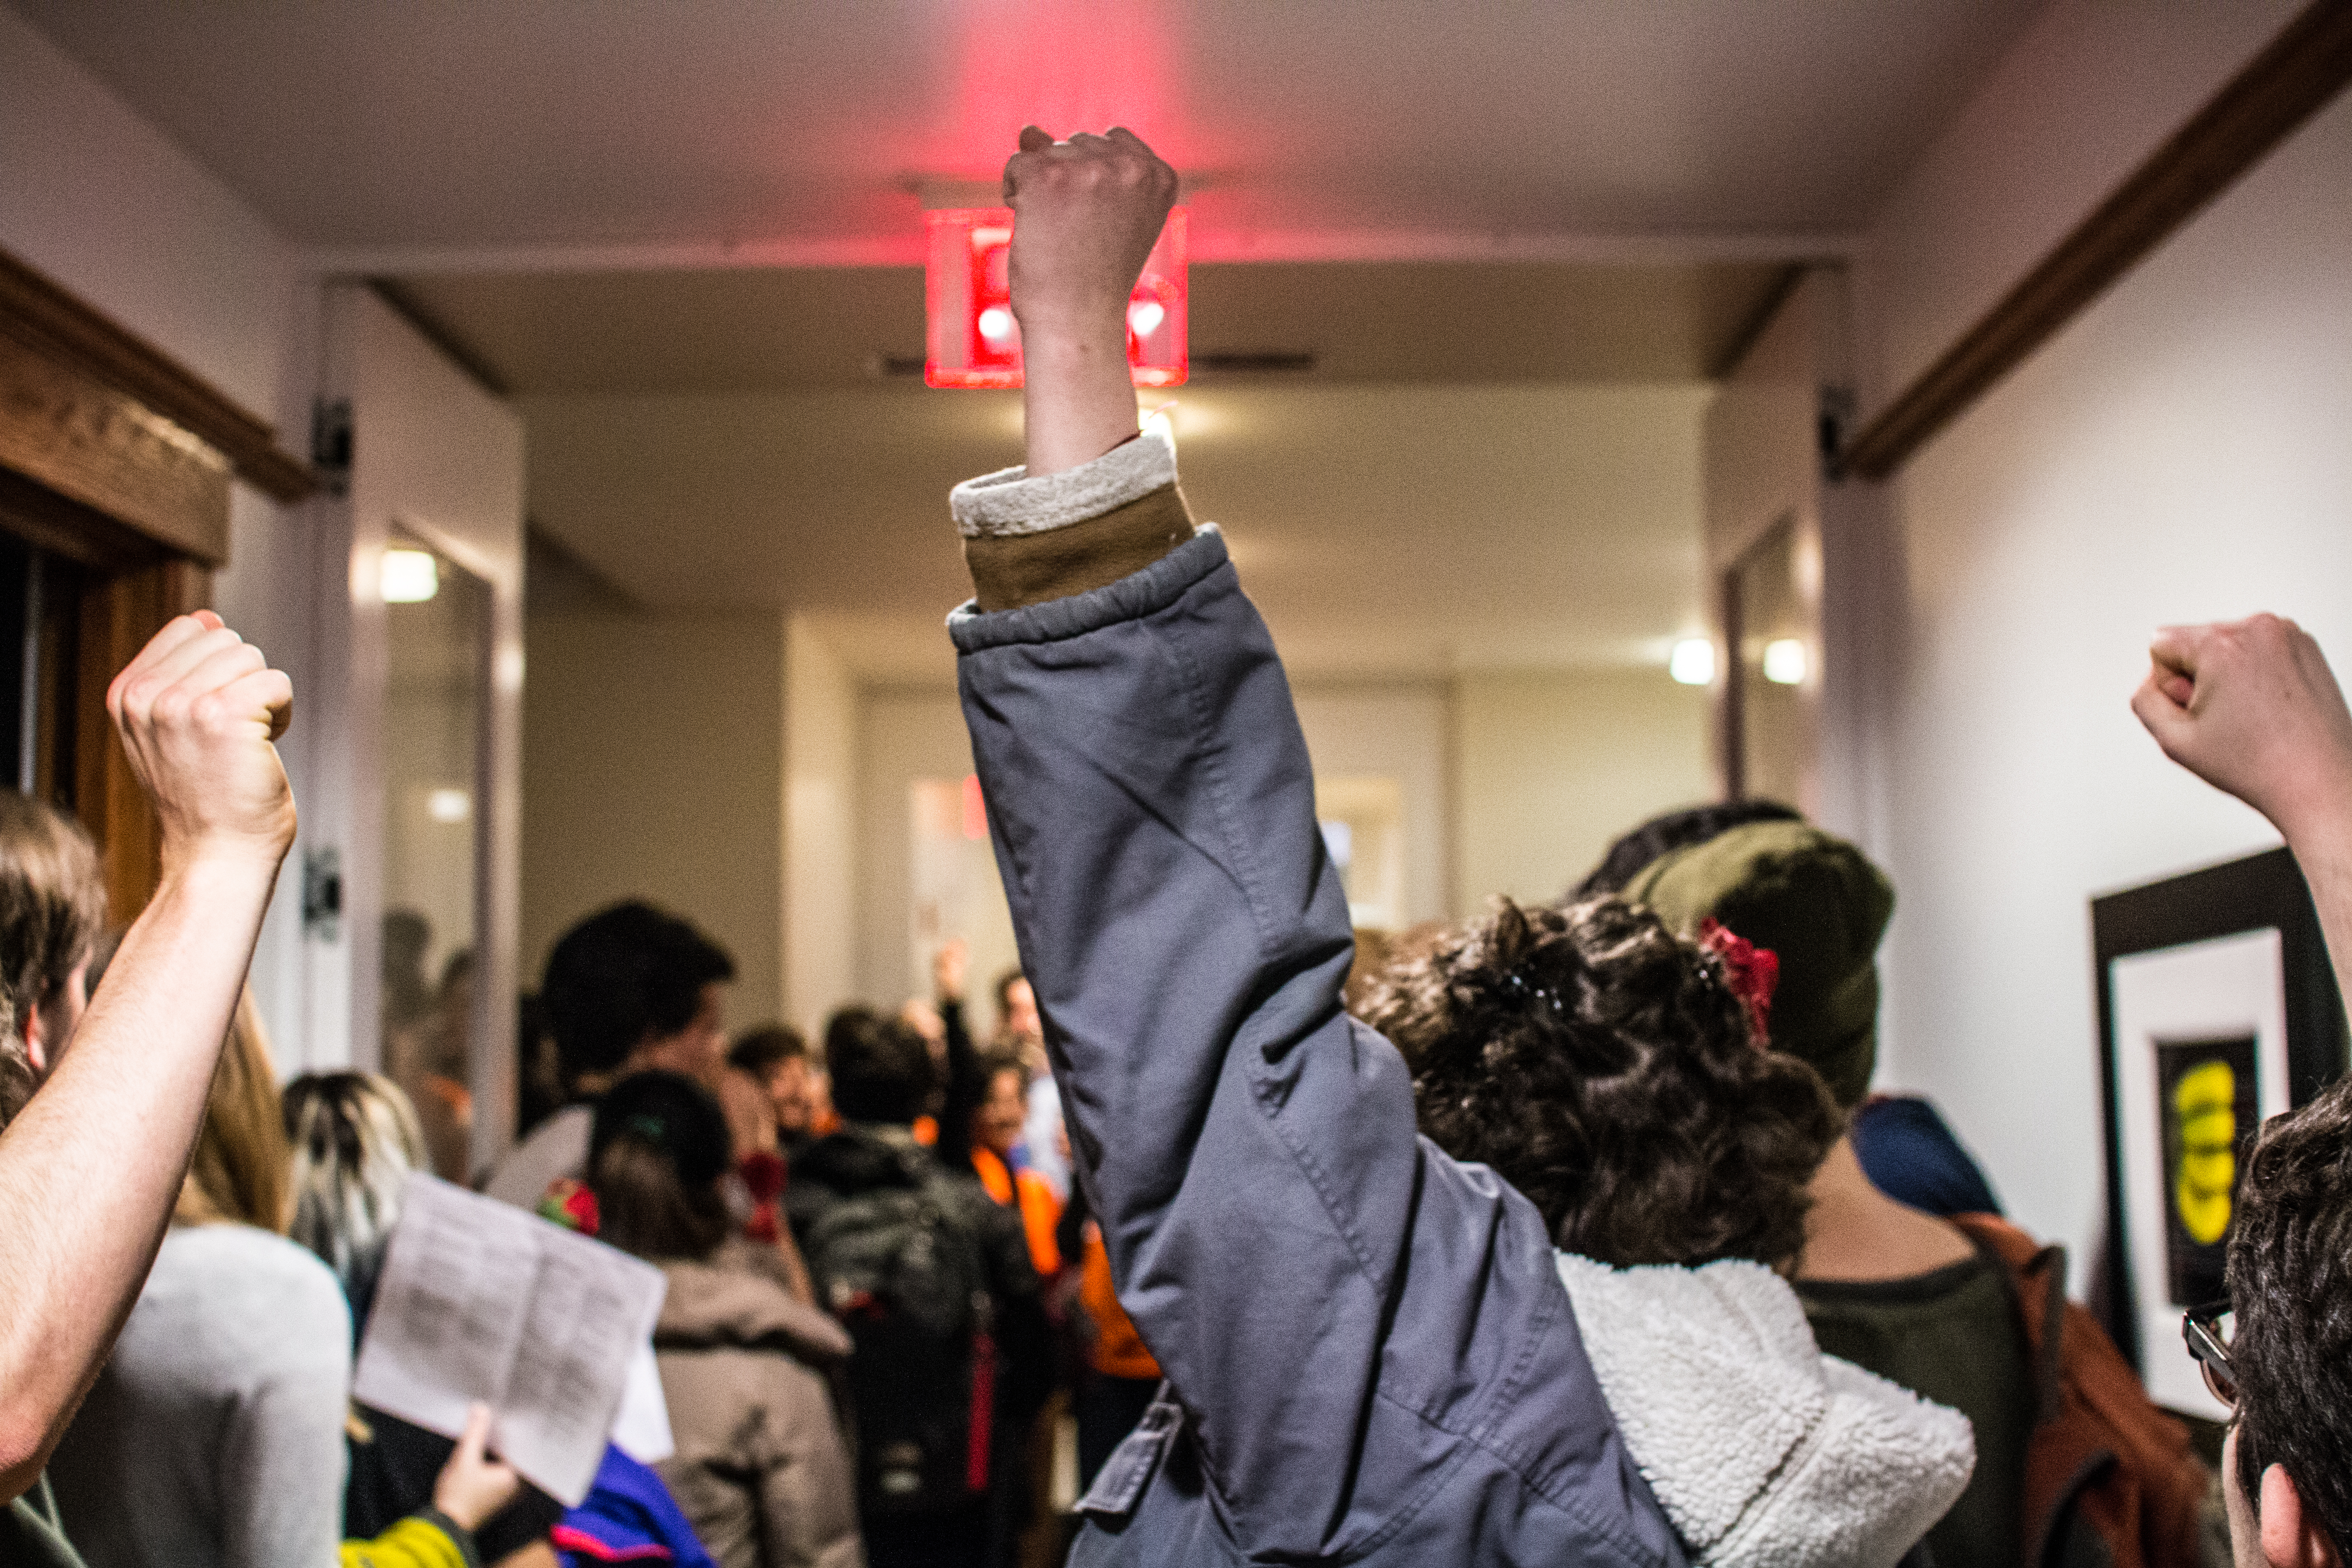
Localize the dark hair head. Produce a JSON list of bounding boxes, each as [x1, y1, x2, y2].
[[825, 1006, 935, 1125], [0, 791, 106, 1042], [589, 1071, 732, 1262], [729, 1024, 807, 1078], [1362, 895, 1841, 1270], [541, 902, 735, 1083], [2227, 1076, 2352, 1552], [993, 968, 1029, 1015], [1573, 799, 1805, 900]]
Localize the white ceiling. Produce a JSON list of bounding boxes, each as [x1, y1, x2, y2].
[[15, 0, 2043, 255], [12, 0, 2052, 677], [525, 383, 1713, 682]]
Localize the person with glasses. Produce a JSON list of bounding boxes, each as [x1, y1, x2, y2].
[[2136, 613, 2352, 1568]]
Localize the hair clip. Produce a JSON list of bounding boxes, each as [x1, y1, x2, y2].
[[1499, 968, 1565, 1017]]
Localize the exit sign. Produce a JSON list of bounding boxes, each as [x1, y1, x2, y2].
[[925, 207, 1187, 389]]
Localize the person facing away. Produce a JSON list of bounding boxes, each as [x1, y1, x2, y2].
[[1360, 893, 1972, 1565], [283, 1069, 568, 1560], [928, 123, 1697, 1568], [1594, 806, 2211, 1568], [49, 990, 356, 1568], [2131, 610, 2352, 1568], [485, 900, 736, 1208], [585, 1071, 861, 1568], [786, 1006, 1049, 1568]]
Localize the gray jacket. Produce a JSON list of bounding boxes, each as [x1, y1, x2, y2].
[[946, 440, 1685, 1567]]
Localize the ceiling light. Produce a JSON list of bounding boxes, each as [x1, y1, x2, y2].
[[925, 206, 1188, 389], [1669, 639, 1716, 686], [382, 548, 439, 603], [427, 788, 472, 824], [1763, 638, 1809, 686]]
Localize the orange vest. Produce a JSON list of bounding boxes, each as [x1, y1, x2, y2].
[[971, 1145, 1062, 1278], [1079, 1222, 1161, 1382]]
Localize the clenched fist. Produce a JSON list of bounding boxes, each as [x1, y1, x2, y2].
[[2132, 613, 2352, 841], [106, 610, 297, 876]]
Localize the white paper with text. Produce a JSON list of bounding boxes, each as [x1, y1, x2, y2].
[[353, 1173, 667, 1505]]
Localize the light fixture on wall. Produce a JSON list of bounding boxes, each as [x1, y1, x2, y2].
[[426, 787, 472, 824], [1762, 638, 1809, 686], [1669, 639, 1716, 686], [382, 548, 439, 603], [925, 206, 1188, 388]]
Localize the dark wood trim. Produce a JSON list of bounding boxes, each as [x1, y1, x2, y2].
[[0, 467, 169, 575], [0, 247, 317, 502], [1845, 0, 2352, 481], [0, 330, 232, 564], [74, 558, 211, 921]]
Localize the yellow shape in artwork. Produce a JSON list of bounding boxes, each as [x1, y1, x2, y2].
[[2174, 1060, 2239, 1246]]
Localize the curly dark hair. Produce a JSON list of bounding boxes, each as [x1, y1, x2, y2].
[[2227, 1075, 2352, 1553], [1361, 895, 1840, 1270]]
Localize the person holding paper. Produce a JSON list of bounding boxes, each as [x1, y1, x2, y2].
[[0, 612, 296, 1568]]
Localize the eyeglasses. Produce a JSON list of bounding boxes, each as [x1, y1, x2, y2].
[[2182, 1306, 2239, 1409]]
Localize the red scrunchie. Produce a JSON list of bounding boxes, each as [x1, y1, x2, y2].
[[1697, 917, 1779, 1049]]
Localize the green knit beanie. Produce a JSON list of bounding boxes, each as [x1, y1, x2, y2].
[[1619, 820, 1894, 1110]]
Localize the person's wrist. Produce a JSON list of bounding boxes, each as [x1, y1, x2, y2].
[[157, 836, 289, 896]]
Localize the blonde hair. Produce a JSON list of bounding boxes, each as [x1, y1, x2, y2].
[[283, 1070, 426, 1305], [175, 990, 291, 1231]]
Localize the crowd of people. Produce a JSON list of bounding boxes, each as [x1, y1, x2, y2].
[[1, 124, 2348, 1568]]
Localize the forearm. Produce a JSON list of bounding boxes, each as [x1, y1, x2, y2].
[[1021, 329, 1136, 478], [0, 855, 276, 1496], [2279, 795, 2352, 1014]]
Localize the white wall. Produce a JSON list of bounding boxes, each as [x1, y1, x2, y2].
[[784, 617, 859, 1040], [524, 608, 785, 1028], [1455, 669, 1714, 911], [1854, 5, 2352, 1280], [0, 6, 331, 1065], [1295, 683, 1452, 926]]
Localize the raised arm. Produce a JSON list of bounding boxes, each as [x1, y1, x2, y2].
[[2133, 612, 2352, 1005], [944, 130, 1675, 1566], [0, 612, 296, 1501]]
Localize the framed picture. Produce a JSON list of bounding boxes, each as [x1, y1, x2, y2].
[[2093, 847, 2349, 1417]]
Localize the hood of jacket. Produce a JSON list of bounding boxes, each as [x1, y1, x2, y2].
[[655, 1241, 852, 1366], [1556, 1251, 1973, 1568]]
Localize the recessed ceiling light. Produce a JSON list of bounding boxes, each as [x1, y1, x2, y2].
[[382, 548, 439, 604], [1669, 639, 1715, 686], [1763, 638, 1808, 686]]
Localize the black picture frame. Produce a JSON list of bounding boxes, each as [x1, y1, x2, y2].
[[2092, 845, 2349, 1380]]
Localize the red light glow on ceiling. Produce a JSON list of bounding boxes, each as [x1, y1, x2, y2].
[[925, 207, 1187, 389]]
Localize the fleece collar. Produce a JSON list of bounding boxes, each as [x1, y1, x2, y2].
[[949, 423, 1178, 538], [1556, 1251, 1974, 1568]]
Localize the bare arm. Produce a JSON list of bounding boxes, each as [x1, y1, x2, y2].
[[2132, 612, 2352, 1005], [0, 611, 296, 1500], [1005, 126, 1174, 476]]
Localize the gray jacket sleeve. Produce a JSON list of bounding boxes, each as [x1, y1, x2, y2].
[[950, 518, 1681, 1565]]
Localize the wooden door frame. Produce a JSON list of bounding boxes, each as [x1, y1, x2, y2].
[[0, 246, 315, 918]]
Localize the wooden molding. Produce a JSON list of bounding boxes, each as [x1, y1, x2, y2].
[[0, 247, 316, 502], [1845, 0, 2352, 481], [0, 330, 232, 564]]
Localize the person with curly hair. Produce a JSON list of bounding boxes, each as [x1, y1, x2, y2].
[[2135, 612, 2352, 1568], [934, 124, 1968, 1568], [1361, 894, 1971, 1563]]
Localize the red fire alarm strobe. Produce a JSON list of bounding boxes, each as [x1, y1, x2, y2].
[[925, 207, 1187, 389]]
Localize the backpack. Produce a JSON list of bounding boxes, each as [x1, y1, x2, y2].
[[1951, 1213, 2213, 1568], [798, 1139, 1001, 1516]]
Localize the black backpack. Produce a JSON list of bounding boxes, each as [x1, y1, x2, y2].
[[799, 1139, 1001, 1515]]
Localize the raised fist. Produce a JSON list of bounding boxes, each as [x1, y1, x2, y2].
[[106, 610, 297, 875], [2132, 613, 2352, 839], [1001, 126, 1178, 345]]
